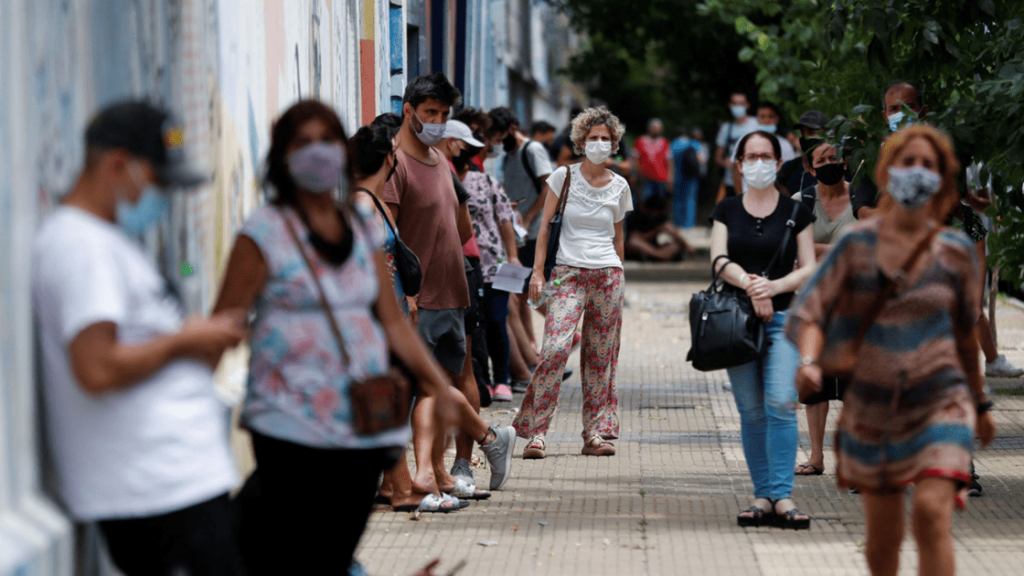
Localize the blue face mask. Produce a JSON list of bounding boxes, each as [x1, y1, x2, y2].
[[887, 111, 915, 132], [757, 123, 778, 134], [117, 162, 169, 235]]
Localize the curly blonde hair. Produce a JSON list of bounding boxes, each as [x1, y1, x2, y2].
[[570, 106, 626, 155], [874, 124, 961, 221]]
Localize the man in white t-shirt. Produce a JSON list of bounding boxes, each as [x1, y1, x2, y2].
[[32, 101, 246, 575], [715, 92, 760, 199]]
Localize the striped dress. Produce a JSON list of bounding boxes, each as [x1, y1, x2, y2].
[[786, 218, 983, 494]]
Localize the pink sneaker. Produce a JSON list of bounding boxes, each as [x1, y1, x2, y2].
[[490, 384, 513, 402]]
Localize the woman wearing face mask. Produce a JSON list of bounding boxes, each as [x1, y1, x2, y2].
[[789, 125, 996, 576], [512, 106, 633, 459], [213, 101, 458, 573], [709, 130, 816, 529]]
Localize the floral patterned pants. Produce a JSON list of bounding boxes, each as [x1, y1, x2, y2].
[[513, 265, 624, 441]]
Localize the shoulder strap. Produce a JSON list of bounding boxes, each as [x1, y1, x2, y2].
[[521, 140, 544, 193], [850, 226, 940, 349], [761, 200, 802, 278], [281, 210, 351, 366], [800, 185, 817, 210], [357, 187, 397, 236], [556, 167, 571, 215]]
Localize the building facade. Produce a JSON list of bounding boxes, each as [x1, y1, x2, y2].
[[0, 1, 579, 573]]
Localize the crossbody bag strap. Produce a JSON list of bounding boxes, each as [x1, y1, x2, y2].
[[281, 210, 352, 366], [357, 187, 397, 236], [850, 226, 940, 347], [762, 200, 802, 278]]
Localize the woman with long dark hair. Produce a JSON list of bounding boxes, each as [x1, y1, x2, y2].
[[709, 130, 816, 529], [213, 100, 456, 573]]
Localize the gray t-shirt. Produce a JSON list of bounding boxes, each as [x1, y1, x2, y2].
[[792, 187, 856, 245], [714, 117, 759, 186], [502, 139, 554, 239]]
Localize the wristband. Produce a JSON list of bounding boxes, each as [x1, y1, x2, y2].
[[799, 356, 816, 367], [976, 399, 994, 416]]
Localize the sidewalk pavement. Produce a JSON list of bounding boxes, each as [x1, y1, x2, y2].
[[356, 277, 1024, 576]]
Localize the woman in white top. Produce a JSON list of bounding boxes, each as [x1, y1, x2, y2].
[[512, 106, 633, 459]]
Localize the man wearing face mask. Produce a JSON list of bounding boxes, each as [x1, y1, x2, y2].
[[32, 101, 246, 574], [753, 102, 797, 163], [715, 92, 760, 200], [778, 109, 830, 194]]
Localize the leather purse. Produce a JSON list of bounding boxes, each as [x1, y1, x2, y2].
[[543, 168, 572, 281], [361, 189, 423, 297], [687, 201, 801, 371], [282, 209, 412, 435]]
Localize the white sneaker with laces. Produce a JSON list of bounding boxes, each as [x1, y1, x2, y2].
[[985, 354, 1024, 378]]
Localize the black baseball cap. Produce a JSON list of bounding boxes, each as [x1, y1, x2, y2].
[[85, 100, 206, 188], [793, 110, 830, 131]]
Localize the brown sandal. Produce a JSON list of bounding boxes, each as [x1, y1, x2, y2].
[[581, 434, 615, 456], [523, 435, 547, 459]]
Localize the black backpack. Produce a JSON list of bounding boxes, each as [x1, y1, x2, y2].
[[681, 147, 701, 179], [798, 184, 817, 210], [520, 140, 548, 194]]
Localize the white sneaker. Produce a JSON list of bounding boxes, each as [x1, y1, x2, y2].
[[985, 354, 1024, 378]]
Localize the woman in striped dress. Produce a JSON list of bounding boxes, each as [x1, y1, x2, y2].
[[788, 124, 996, 576]]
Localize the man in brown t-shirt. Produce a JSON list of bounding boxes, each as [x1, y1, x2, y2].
[[384, 73, 517, 495]]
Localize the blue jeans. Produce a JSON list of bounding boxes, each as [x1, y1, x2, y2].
[[642, 180, 667, 202], [725, 311, 799, 501], [673, 178, 699, 229]]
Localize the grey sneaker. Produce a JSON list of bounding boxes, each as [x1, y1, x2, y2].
[[985, 354, 1024, 378], [450, 457, 474, 485], [480, 426, 516, 490]]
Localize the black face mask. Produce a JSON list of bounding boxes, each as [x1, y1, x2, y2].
[[800, 136, 822, 154], [815, 162, 846, 186], [502, 132, 518, 153], [452, 148, 477, 171]]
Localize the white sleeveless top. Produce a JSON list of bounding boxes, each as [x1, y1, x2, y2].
[[547, 164, 633, 270]]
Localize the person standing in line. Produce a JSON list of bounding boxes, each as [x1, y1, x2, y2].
[[633, 118, 674, 203], [790, 141, 856, 478], [714, 93, 760, 201], [553, 106, 586, 167], [753, 102, 797, 162], [710, 130, 816, 529], [670, 125, 702, 228], [778, 110, 830, 195], [487, 107, 555, 366], [453, 107, 493, 172], [32, 100, 246, 575], [444, 120, 523, 408], [789, 125, 996, 576], [384, 74, 516, 493], [530, 120, 558, 159], [513, 106, 633, 459]]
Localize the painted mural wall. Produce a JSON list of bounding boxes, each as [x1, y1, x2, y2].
[[0, 1, 400, 573]]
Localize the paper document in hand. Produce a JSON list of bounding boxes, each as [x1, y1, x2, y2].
[[512, 220, 528, 240], [492, 263, 533, 294]]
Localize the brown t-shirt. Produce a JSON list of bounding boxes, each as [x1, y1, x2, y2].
[[384, 148, 470, 310]]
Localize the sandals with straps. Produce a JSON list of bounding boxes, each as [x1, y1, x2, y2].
[[581, 434, 615, 456], [524, 435, 547, 459]]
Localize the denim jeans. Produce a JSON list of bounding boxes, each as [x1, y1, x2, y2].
[[672, 178, 699, 229], [725, 311, 799, 501], [642, 180, 668, 202]]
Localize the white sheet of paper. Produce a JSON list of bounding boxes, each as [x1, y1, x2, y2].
[[512, 220, 528, 240], [492, 263, 533, 294]]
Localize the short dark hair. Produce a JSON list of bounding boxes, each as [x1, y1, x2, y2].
[[756, 101, 783, 119], [882, 80, 924, 109], [403, 72, 462, 109], [350, 113, 401, 178], [453, 107, 492, 133], [265, 100, 351, 206], [531, 121, 556, 135], [487, 107, 520, 136], [734, 130, 782, 162]]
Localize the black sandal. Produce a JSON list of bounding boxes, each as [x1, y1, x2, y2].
[[737, 500, 774, 527], [774, 507, 811, 530]]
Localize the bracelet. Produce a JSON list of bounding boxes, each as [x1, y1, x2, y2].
[[976, 399, 994, 415]]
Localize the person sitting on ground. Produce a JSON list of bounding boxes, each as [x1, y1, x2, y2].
[[624, 195, 697, 262]]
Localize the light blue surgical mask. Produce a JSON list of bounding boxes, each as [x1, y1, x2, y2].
[[730, 105, 747, 119], [757, 123, 778, 134], [117, 161, 169, 235], [887, 111, 915, 132]]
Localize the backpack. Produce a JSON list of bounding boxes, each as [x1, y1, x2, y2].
[[798, 184, 817, 211], [681, 147, 701, 179], [520, 140, 547, 194]]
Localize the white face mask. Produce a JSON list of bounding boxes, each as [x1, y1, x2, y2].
[[741, 160, 778, 190], [413, 110, 446, 146], [887, 165, 941, 209], [887, 111, 916, 132], [585, 141, 612, 164]]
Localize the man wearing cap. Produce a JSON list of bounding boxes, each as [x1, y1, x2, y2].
[[32, 100, 246, 574], [779, 109, 830, 195]]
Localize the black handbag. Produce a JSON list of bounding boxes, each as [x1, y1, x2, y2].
[[686, 201, 801, 371], [543, 168, 572, 281], [361, 189, 423, 297]]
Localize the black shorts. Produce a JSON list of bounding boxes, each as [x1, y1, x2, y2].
[[464, 256, 483, 333], [800, 377, 849, 405], [518, 239, 538, 268]]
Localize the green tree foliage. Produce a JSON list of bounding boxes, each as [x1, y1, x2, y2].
[[698, 0, 1024, 281], [553, 0, 758, 137]]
